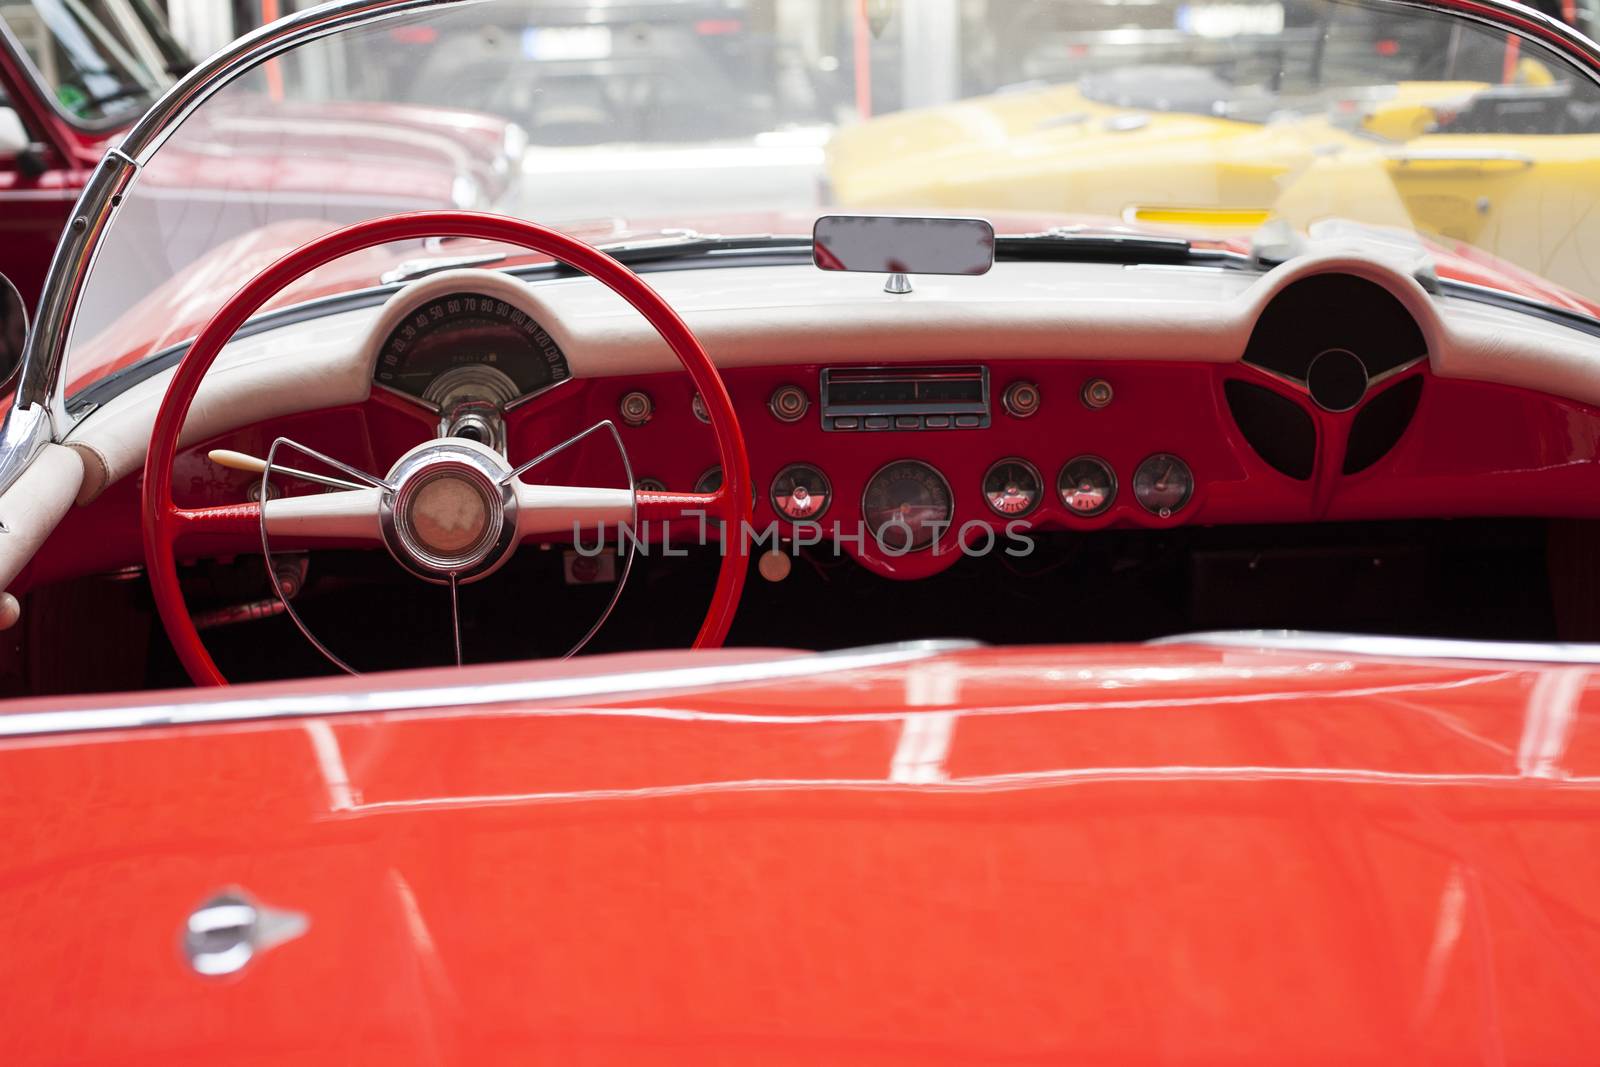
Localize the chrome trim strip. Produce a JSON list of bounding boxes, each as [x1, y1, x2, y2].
[[1154, 629, 1600, 664], [16, 150, 137, 433], [0, 640, 977, 739], [0, 405, 53, 504]]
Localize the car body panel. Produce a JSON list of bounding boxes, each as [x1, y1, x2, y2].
[[0, 640, 1598, 1062], [826, 77, 1600, 300], [0, 24, 521, 312]]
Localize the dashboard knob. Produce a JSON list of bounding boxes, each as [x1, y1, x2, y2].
[[1081, 378, 1114, 409], [619, 390, 653, 426], [769, 384, 810, 423], [691, 392, 710, 423], [1002, 380, 1040, 418], [759, 549, 792, 582]]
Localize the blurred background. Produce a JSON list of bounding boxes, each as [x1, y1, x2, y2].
[[11, 0, 1600, 323], [129, 0, 1598, 219]]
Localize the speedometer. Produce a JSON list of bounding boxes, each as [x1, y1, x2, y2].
[[374, 291, 571, 402], [863, 460, 953, 553]]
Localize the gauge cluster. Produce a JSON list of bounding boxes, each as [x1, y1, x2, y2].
[[559, 358, 1239, 581], [349, 276, 1228, 582]]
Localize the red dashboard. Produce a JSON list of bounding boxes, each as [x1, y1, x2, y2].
[[22, 353, 1600, 592]]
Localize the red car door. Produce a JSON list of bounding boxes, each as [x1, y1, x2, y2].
[[0, 54, 76, 312]]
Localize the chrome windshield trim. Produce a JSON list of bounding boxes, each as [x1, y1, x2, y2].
[[0, 640, 978, 739], [3, 0, 483, 445], [1154, 630, 1600, 665]]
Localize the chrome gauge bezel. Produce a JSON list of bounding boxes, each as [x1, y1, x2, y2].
[[770, 462, 832, 522], [861, 459, 955, 554], [981, 457, 1043, 519], [694, 465, 723, 495], [1131, 452, 1194, 517], [1057, 455, 1117, 517]]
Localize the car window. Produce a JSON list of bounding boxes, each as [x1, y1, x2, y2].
[[0, 0, 173, 125]]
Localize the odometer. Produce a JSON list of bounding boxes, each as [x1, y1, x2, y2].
[[863, 460, 953, 553], [374, 291, 570, 401]]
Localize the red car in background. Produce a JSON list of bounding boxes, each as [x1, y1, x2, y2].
[[0, 0, 525, 311]]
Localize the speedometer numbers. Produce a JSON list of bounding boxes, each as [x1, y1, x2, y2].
[[374, 291, 570, 403]]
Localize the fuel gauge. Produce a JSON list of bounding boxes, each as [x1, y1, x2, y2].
[[983, 458, 1042, 518]]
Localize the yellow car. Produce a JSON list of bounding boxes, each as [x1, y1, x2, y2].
[[826, 66, 1600, 299]]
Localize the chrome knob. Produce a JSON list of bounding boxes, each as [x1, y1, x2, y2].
[[619, 390, 653, 426], [183, 890, 308, 977], [1002, 380, 1040, 418], [691, 392, 710, 423], [1081, 378, 1114, 409], [769, 384, 810, 423]]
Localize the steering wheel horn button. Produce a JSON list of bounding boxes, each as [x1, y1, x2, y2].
[[408, 471, 497, 555], [380, 439, 518, 584]]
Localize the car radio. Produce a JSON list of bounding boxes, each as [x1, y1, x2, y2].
[[819, 366, 990, 431]]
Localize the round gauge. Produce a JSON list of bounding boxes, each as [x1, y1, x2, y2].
[[862, 460, 954, 553], [983, 458, 1042, 518], [771, 463, 831, 521], [1058, 456, 1116, 517], [1132, 453, 1194, 517], [694, 466, 723, 495], [375, 291, 570, 402]]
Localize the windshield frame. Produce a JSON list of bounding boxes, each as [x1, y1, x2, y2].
[[0, 0, 187, 134], [2, 0, 1600, 503]]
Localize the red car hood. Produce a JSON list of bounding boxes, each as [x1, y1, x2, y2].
[[67, 209, 1600, 395], [0, 639, 1597, 1062], [136, 96, 517, 200]]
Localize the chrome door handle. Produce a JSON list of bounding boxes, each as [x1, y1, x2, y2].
[[183, 890, 308, 976]]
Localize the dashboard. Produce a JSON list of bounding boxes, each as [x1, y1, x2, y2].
[[29, 251, 1600, 591]]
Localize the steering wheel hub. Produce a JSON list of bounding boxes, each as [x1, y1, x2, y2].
[[380, 439, 516, 583]]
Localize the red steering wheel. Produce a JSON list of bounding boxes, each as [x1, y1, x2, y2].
[[142, 211, 752, 686]]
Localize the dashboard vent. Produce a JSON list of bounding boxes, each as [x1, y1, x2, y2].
[[1225, 379, 1315, 480], [1344, 377, 1423, 474]]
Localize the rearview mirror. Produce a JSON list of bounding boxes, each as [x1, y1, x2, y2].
[[813, 215, 995, 276], [0, 274, 28, 393]]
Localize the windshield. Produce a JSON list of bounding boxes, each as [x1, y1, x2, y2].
[[63, 0, 1600, 396], [0, 0, 182, 125]]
